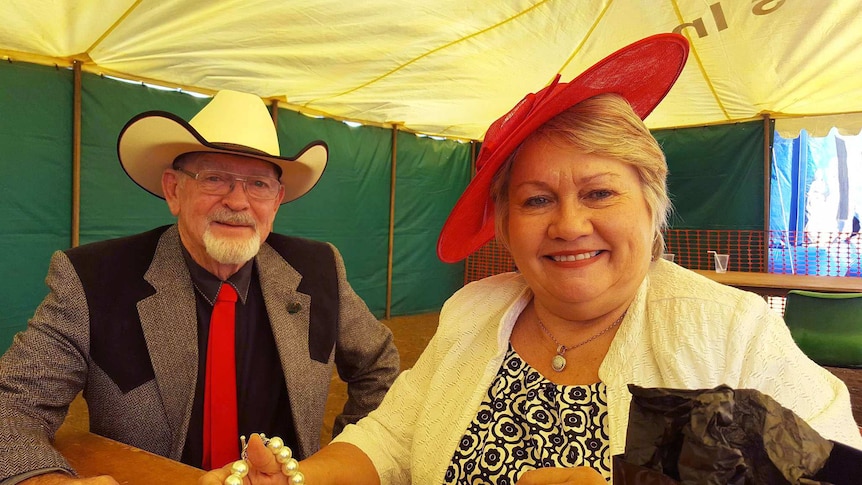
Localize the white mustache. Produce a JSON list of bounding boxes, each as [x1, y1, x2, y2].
[[209, 210, 256, 228]]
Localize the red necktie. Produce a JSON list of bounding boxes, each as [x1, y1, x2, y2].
[[202, 283, 239, 470]]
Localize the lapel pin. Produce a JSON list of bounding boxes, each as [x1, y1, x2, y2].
[[287, 302, 302, 314]]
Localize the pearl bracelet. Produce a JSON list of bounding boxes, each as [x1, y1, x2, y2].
[[224, 434, 305, 485]]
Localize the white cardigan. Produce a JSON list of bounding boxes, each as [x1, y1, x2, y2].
[[334, 259, 862, 483]]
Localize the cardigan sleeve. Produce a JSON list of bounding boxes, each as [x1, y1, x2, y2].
[[729, 297, 862, 449], [602, 263, 862, 455], [332, 273, 526, 483], [332, 322, 443, 484]]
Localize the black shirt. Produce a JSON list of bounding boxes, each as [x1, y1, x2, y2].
[[179, 249, 299, 467]]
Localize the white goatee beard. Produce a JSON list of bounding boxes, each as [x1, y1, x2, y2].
[[203, 229, 261, 264], [202, 210, 262, 265]]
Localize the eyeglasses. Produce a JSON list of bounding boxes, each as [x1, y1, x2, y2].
[[175, 168, 282, 200]]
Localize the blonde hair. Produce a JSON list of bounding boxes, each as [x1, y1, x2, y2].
[[490, 93, 671, 260]]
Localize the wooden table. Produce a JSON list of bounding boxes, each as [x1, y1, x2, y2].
[[692, 270, 862, 296], [55, 422, 205, 484]]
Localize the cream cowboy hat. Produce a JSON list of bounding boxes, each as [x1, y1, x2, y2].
[[117, 89, 328, 204]]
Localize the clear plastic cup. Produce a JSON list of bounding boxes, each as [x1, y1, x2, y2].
[[713, 253, 729, 273]]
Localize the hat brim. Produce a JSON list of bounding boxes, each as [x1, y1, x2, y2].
[[117, 111, 328, 204], [436, 33, 689, 263]]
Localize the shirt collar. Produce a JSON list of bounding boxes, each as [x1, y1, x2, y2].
[[181, 245, 253, 305]]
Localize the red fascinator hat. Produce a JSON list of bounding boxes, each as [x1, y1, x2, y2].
[[436, 33, 689, 263]]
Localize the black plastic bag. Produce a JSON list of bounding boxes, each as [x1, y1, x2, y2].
[[614, 384, 861, 484]]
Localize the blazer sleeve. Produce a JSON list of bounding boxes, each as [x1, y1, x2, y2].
[[0, 251, 89, 482], [329, 243, 400, 436]]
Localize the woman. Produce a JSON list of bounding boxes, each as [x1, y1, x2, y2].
[[201, 33, 862, 485]]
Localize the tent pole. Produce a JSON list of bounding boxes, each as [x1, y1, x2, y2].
[[269, 98, 278, 129], [464, 140, 477, 284], [385, 126, 398, 320], [762, 114, 771, 273], [470, 140, 477, 177], [72, 61, 82, 248]]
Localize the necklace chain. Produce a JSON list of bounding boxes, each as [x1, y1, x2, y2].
[[537, 310, 627, 357]]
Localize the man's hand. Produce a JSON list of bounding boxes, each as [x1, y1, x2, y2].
[[516, 466, 606, 485], [199, 434, 289, 485], [20, 472, 119, 485]]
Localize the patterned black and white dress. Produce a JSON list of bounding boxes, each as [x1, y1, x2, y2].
[[443, 345, 611, 484]]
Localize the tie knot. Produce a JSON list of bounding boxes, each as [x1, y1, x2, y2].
[[216, 283, 238, 303]]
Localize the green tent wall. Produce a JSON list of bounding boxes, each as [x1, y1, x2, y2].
[[659, 120, 766, 230], [1, 63, 74, 352]]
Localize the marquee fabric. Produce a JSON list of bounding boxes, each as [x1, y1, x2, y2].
[[2, 0, 861, 139]]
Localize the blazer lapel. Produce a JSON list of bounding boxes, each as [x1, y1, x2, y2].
[[138, 226, 200, 459], [256, 243, 331, 457]]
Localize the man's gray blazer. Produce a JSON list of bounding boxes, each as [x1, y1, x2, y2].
[[0, 225, 399, 481]]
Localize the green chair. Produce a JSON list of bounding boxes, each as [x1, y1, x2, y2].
[[783, 290, 862, 368]]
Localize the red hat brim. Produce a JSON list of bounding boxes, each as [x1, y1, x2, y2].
[[437, 33, 689, 263]]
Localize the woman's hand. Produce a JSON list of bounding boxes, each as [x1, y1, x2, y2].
[[516, 466, 606, 485], [198, 434, 289, 485], [199, 438, 380, 485]]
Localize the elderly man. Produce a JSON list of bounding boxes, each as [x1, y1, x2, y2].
[[0, 90, 399, 484]]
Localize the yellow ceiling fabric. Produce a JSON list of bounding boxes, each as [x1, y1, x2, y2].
[[2, 0, 862, 139]]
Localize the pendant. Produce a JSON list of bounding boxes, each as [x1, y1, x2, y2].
[[552, 354, 567, 372]]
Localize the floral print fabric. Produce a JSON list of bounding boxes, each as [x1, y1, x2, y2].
[[443, 345, 611, 484]]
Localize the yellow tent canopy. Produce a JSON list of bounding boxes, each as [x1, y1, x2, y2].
[[2, 0, 861, 139]]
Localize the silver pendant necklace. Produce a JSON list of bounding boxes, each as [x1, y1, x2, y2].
[[536, 310, 627, 372]]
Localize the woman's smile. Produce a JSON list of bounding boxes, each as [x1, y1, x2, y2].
[[548, 250, 602, 263]]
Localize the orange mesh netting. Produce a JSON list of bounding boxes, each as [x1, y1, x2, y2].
[[464, 238, 517, 284]]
